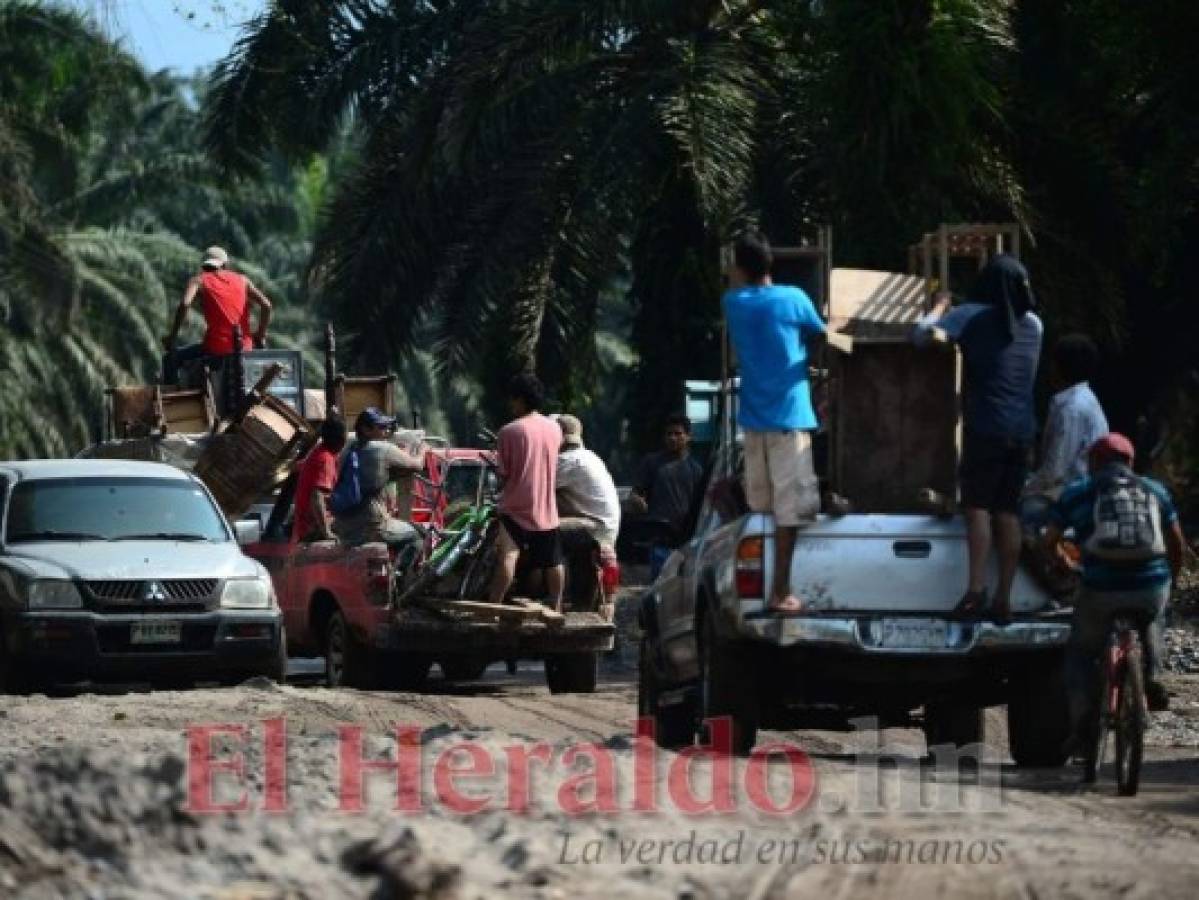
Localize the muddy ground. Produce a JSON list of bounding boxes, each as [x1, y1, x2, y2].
[[3, 602, 1199, 898]]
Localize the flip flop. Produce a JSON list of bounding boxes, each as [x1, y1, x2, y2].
[[767, 596, 805, 616], [949, 590, 988, 621]]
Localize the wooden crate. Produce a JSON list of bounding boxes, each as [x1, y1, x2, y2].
[[160, 388, 215, 435], [108, 386, 161, 438], [194, 395, 313, 518], [108, 384, 215, 438], [336, 375, 397, 424]]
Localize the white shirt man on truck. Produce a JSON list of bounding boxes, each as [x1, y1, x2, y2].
[[553, 414, 621, 550]]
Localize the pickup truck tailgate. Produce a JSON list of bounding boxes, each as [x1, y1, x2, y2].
[[772, 514, 1049, 614]]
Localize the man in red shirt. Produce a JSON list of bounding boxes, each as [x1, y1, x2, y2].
[[487, 374, 564, 608], [162, 246, 274, 385], [293, 418, 348, 543]]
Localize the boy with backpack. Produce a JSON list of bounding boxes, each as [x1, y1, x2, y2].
[[1043, 433, 1186, 747], [331, 407, 425, 546]]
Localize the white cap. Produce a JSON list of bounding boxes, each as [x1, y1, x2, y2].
[[202, 245, 229, 269]]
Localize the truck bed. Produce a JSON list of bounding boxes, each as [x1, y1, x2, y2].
[[383, 606, 615, 655]]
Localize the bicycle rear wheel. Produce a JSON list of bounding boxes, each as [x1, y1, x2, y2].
[[1083, 656, 1109, 784], [394, 563, 440, 607], [1115, 639, 1147, 797]]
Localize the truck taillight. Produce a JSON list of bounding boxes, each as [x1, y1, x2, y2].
[[367, 558, 391, 586], [735, 536, 764, 598]]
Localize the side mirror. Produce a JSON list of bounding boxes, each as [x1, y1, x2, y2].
[[234, 519, 262, 546]]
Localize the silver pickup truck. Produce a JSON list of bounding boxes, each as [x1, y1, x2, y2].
[[638, 396, 1073, 765], [0, 460, 285, 692]]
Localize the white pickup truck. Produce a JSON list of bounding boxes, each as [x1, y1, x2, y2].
[[637, 265, 1071, 762]]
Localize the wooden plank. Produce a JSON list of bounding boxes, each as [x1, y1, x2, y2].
[[505, 597, 566, 625], [415, 596, 566, 626]]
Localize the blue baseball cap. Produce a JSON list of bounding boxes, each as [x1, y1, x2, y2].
[[356, 406, 396, 431]]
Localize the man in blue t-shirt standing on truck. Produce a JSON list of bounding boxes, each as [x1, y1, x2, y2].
[[723, 232, 827, 614]]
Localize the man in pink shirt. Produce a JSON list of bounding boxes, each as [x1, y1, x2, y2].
[[488, 373, 565, 608]]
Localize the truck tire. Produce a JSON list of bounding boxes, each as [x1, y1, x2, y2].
[[923, 701, 985, 752], [699, 613, 758, 756], [1008, 657, 1070, 767], [380, 653, 433, 691], [325, 612, 375, 689], [216, 633, 286, 688], [0, 637, 35, 695], [638, 638, 695, 749], [440, 656, 490, 682], [545, 652, 598, 694]]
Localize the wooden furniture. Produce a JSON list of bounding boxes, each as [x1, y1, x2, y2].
[[194, 395, 314, 519], [907, 222, 1022, 306], [107, 382, 216, 439], [335, 374, 398, 424], [826, 265, 961, 513]]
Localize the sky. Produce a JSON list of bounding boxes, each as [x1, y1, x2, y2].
[[69, 1, 266, 74]]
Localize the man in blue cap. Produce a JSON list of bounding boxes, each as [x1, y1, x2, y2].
[[333, 407, 425, 545]]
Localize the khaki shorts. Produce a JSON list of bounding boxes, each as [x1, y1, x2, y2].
[[743, 430, 820, 526]]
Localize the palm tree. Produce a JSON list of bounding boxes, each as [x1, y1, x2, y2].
[[207, 3, 807, 418], [0, 4, 325, 458], [207, 0, 1023, 441]]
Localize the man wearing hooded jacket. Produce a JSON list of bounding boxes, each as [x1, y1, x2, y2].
[[913, 254, 1044, 622]]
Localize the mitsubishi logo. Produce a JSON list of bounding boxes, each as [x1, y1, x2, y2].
[[142, 581, 167, 602]]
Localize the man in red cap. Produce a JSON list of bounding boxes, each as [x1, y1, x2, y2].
[[1043, 433, 1186, 747]]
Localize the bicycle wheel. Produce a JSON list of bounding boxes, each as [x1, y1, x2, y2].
[[1082, 652, 1110, 784], [1114, 638, 1147, 797], [459, 534, 499, 601], [394, 562, 440, 607]]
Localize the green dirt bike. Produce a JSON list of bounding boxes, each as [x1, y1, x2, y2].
[[392, 430, 501, 607], [392, 499, 499, 606]]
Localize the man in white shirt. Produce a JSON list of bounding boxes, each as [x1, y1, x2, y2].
[[553, 414, 621, 550], [1025, 334, 1109, 499]]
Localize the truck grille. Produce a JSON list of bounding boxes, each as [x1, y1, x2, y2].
[[85, 579, 219, 610]]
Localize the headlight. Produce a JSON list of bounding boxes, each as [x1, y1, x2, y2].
[[220, 578, 273, 609], [28, 580, 83, 610]]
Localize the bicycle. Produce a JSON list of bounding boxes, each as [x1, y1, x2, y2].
[[1082, 611, 1150, 796], [392, 434, 500, 607]]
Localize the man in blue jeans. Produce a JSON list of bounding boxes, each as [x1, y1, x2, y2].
[[1043, 433, 1186, 746]]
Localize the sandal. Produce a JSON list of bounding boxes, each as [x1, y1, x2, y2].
[[949, 589, 988, 621]]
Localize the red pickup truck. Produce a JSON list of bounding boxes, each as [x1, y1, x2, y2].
[[244, 447, 616, 692]]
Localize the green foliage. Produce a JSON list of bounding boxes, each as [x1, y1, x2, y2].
[[204, 1, 1033, 452], [0, 2, 323, 459], [201, 0, 1195, 489]]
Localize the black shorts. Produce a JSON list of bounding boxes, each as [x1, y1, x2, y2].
[[960, 431, 1030, 514], [499, 516, 563, 569]]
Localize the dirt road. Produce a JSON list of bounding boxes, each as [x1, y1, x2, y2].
[[2, 649, 1198, 899]]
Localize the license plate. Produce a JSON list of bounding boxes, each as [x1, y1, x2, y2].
[[130, 621, 182, 645], [879, 617, 949, 650]]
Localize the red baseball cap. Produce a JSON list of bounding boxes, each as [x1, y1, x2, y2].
[[1089, 432, 1135, 467]]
